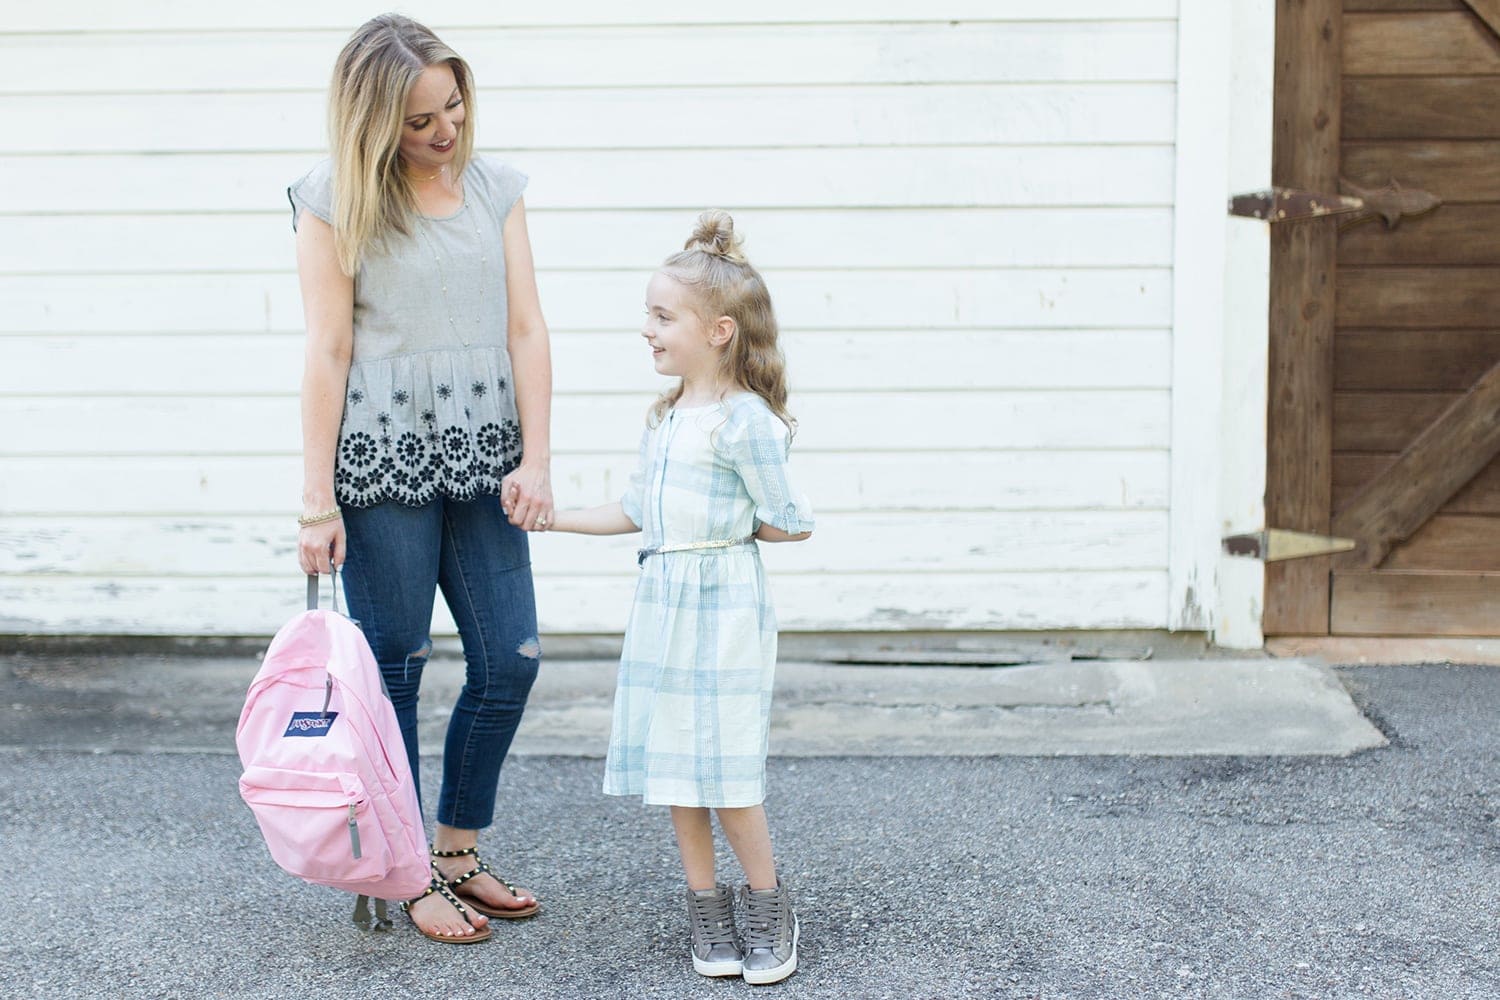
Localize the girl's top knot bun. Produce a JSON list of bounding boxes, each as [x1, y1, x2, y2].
[[685, 209, 748, 264], [653, 208, 792, 435]]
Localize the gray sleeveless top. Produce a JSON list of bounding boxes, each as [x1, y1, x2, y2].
[[288, 157, 528, 508]]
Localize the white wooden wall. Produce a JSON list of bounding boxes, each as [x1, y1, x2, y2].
[[0, 1, 1183, 636]]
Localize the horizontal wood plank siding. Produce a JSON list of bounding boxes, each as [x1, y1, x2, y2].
[[0, 573, 1172, 636], [4, 3, 1181, 32], [1, 208, 1177, 274], [0, 22, 1178, 91], [2, 332, 1175, 395], [0, 512, 1172, 577], [3, 85, 1180, 154], [0, 393, 1174, 454], [0, 5, 1181, 635], [0, 453, 1173, 516]]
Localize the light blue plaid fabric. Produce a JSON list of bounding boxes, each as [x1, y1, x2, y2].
[[605, 394, 813, 807]]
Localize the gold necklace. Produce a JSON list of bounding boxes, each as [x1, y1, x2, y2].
[[415, 200, 486, 345]]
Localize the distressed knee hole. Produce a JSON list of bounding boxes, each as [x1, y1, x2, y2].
[[402, 639, 433, 677], [516, 637, 542, 660]]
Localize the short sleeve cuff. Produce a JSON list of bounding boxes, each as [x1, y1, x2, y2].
[[287, 160, 335, 232], [473, 157, 528, 224], [621, 491, 643, 529], [756, 497, 814, 535]]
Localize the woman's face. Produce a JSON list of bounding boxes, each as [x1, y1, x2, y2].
[[399, 62, 465, 175]]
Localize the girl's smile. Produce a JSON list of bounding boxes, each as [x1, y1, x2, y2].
[[642, 272, 721, 382]]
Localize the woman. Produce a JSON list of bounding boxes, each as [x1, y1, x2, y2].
[[291, 14, 552, 944]]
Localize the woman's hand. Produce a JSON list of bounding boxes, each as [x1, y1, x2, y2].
[[501, 460, 553, 531], [298, 519, 347, 575]]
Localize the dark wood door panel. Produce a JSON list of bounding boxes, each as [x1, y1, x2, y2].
[[1333, 392, 1454, 451], [1278, 1, 1500, 632], [1340, 205, 1500, 265], [1345, 2, 1465, 12], [1335, 453, 1500, 512], [1335, 329, 1500, 389], [1332, 571, 1500, 634], [1344, 78, 1500, 140], [1342, 141, 1500, 201], [1382, 513, 1500, 568], [1345, 12, 1500, 75], [1337, 267, 1500, 326], [1266, 0, 1344, 635]]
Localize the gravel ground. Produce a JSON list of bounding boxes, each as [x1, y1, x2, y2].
[[0, 664, 1495, 999]]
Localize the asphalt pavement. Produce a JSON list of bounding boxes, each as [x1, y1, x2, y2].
[[0, 652, 1495, 999]]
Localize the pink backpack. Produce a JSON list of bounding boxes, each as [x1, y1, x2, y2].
[[237, 573, 431, 929]]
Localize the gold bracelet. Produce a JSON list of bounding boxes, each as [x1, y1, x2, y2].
[[297, 507, 342, 527]]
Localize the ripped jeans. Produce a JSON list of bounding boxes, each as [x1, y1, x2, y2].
[[341, 493, 540, 830]]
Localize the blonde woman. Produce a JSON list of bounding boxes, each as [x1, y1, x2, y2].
[[291, 14, 550, 944]]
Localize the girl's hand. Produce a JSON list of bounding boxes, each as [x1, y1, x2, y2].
[[755, 522, 812, 543], [501, 461, 553, 531], [298, 519, 346, 575]]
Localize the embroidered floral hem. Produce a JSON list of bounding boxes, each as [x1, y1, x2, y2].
[[334, 346, 523, 508]]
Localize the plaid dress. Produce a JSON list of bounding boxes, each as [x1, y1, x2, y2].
[[604, 394, 814, 807]]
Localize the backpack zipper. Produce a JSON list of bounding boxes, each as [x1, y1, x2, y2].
[[347, 803, 362, 859]]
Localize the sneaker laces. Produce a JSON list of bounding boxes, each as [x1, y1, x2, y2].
[[741, 889, 784, 950], [690, 891, 738, 947]]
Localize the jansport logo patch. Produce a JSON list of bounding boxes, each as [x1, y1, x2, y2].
[[284, 712, 339, 737]]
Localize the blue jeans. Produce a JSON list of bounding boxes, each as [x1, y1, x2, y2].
[[341, 494, 540, 830]]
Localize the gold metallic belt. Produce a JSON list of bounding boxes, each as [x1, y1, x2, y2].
[[637, 535, 756, 567]]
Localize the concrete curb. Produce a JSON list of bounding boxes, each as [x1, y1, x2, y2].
[[1, 652, 1384, 758]]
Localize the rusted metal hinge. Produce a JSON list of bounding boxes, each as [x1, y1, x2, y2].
[[1222, 529, 1355, 562], [1228, 187, 1363, 223]]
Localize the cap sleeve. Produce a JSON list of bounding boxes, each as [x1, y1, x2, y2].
[[470, 157, 529, 228], [620, 425, 651, 529], [287, 160, 334, 231], [721, 401, 814, 535]]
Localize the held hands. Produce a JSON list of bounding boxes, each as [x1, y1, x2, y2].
[[501, 461, 554, 531]]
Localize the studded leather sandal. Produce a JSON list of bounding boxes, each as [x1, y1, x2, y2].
[[430, 846, 540, 919], [401, 874, 492, 944]]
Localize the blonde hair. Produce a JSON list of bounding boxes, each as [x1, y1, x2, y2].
[[326, 14, 476, 275], [649, 210, 795, 433]]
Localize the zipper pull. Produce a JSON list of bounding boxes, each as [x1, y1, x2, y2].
[[321, 675, 333, 718], [348, 803, 362, 859]]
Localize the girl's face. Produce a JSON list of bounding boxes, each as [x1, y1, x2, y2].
[[399, 62, 465, 175], [642, 272, 725, 382]]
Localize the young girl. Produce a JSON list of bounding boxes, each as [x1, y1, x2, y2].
[[543, 211, 812, 984]]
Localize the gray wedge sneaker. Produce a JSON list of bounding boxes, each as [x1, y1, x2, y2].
[[740, 881, 800, 985], [687, 885, 744, 977]]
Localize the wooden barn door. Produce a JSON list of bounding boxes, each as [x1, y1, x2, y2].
[[1268, 0, 1500, 637]]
